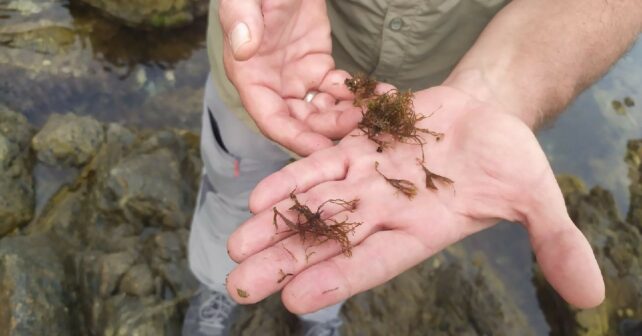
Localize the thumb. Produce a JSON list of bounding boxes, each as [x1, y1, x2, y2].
[[525, 174, 605, 308], [219, 0, 264, 61]]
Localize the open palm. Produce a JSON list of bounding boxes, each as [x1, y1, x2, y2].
[[224, 85, 605, 313], [220, 0, 361, 155]]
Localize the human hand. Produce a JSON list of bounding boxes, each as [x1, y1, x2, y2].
[[219, 0, 361, 156], [224, 85, 605, 313]]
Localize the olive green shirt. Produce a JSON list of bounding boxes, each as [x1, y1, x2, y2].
[[207, 0, 508, 136]]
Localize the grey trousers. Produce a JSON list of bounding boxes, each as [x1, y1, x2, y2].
[[187, 76, 343, 322]]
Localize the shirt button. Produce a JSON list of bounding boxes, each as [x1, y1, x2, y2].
[[389, 17, 403, 31]]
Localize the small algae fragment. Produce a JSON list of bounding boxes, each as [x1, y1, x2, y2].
[[624, 96, 635, 107], [417, 159, 454, 191], [375, 161, 418, 199], [277, 269, 293, 284], [322, 287, 339, 294], [237, 288, 249, 298], [612, 100, 626, 115]]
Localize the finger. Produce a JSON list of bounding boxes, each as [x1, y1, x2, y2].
[[304, 105, 362, 139], [242, 86, 334, 156], [375, 82, 397, 95], [227, 201, 368, 304], [525, 175, 605, 308], [280, 230, 429, 314], [249, 146, 350, 213], [286, 97, 362, 139], [219, 0, 263, 60], [281, 54, 335, 98], [319, 70, 354, 100], [229, 181, 355, 262]]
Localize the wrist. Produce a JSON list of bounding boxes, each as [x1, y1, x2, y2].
[[443, 67, 543, 130]]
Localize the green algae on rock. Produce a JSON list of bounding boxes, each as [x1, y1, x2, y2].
[[0, 105, 34, 236], [1, 115, 202, 335], [537, 175, 642, 336], [0, 235, 73, 336], [77, 0, 208, 28], [32, 113, 105, 167]]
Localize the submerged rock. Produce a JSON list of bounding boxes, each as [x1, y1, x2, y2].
[[229, 248, 536, 336], [536, 176, 642, 335], [341, 250, 534, 336], [32, 113, 105, 166], [626, 139, 642, 231], [0, 106, 34, 236], [0, 235, 72, 336], [77, 0, 209, 28], [99, 294, 181, 336]]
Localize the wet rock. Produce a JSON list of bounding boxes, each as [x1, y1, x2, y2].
[[154, 260, 198, 298], [0, 235, 72, 336], [99, 294, 181, 336], [536, 176, 642, 335], [21, 121, 200, 335], [151, 231, 183, 261], [119, 263, 155, 297], [77, 0, 209, 28], [78, 250, 139, 298], [0, 106, 34, 236], [229, 295, 298, 336], [32, 113, 105, 166], [101, 148, 186, 228]]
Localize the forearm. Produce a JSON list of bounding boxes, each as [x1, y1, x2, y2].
[[444, 0, 642, 129]]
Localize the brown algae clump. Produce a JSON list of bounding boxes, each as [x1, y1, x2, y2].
[[345, 73, 377, 106], [273, 192, 362, 256], [345, 74, 443, 152]]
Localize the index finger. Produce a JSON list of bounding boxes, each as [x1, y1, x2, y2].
[[241, 85, 334, 156]]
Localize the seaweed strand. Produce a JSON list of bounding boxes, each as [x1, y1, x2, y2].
[[374, 161, 418, 199]]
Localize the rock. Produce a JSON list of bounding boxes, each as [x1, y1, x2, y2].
[[154, 260, 198, 298], [32, 113, 105, 166], [536, 176, 642, 335], [21, 122, 201, 335], [0, 235, 72, 336], [78, 250, 139, 298], [99, 294, 182, 336], [77, 0, 209, 28], [0, 134, 12, 168], [100, 147, 188, 228], [119, 263, 155, 297], [0, 106, 34, 236], [151, 231, 183, 261]]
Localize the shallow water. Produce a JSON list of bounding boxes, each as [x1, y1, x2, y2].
[[2, 1, 641, 334]]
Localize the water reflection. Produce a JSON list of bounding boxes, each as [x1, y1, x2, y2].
[[540, 37, 642, 215], [0, 0, 209, 129]]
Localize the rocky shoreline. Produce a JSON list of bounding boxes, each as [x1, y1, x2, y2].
[[1, 0, 641, 335]]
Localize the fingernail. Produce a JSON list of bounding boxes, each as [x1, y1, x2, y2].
[[230, 23, 250, 53]]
